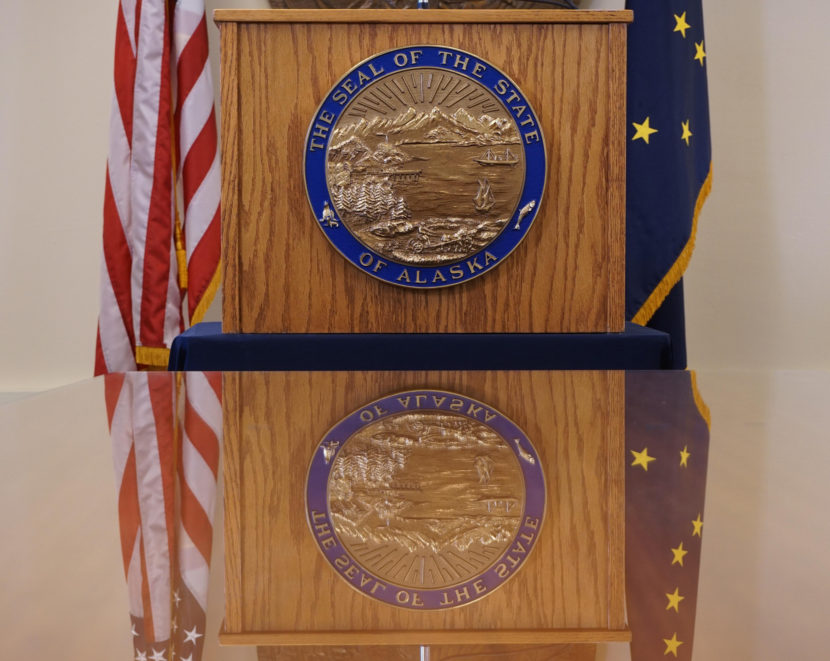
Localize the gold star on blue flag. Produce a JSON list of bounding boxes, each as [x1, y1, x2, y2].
[[626, 1, 712, 329], [626, 372, 710, 661]]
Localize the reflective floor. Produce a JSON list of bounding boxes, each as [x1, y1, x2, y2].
[[1, 370, 827, 660]]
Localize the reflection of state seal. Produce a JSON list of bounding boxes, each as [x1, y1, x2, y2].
[[306, 390, 546, 610], [304, 46, 546, 288]]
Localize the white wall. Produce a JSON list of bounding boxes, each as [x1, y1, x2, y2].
[[685, 1, 830, 370], [0, 1, 827, 391], [1, 3, 113, 391], [0, 0, 261, 392]]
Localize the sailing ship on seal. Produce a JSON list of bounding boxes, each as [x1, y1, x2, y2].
[[474, 148, 519, 166]]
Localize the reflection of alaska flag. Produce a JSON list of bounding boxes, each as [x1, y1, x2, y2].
[[626, 371, 710, 661], [626, 1, 712, 325]]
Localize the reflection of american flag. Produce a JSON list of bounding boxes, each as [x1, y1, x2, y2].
[[96, 0, 220, 374], [106, 372, 221, 661]]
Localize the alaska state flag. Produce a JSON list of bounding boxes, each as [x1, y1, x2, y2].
[[625, 1, 712, 325], [626, 371, 710, 661]]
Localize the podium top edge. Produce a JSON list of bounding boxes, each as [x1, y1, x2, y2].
[[213, 9, 633, 25]]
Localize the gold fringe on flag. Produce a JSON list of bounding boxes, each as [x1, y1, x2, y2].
[[173, 212, 188, 292], [190, 264, 221, 326], [689, 370, 712, 431], [632, 162, 713, 325], [136, 346, 172, 369]]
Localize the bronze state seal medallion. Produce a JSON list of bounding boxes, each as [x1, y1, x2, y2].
[[304, 46, 546, 288], [306, 390, 546, 610]]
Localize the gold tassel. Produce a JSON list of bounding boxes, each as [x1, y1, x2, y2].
[[174, 211, 188, 292], [136, 346, 172, 370]]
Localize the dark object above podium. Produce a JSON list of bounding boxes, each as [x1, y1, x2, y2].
[[168, 322, 671, 371]]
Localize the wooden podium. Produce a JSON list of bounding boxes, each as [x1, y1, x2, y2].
[[222, 370, 628, 654], [216, 9, 630, 334], [216, 9, 632, 658]]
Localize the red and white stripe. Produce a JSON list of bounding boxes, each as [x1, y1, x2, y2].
[[178, 372, 221, 610], [107, 371, 222, 657], [174, 0, 221, 322], [96, 0, 219, 374], [107, 372, 178, 643]]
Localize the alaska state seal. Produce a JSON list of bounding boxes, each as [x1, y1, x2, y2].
[[304, 46, 546, 288], [306, 389, 546, 610]]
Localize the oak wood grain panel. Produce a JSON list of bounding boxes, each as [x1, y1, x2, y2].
[[255, 643, 598, 661], [214, 9, 634, 24], [605, 371, 625, 629], [218, 19, 626, 332], [224, 629, 628, 645], [426, 644, 599, 661], [219, 22, 242, 331], [223, 371, 626, 643], [222, 372, 245, 631], [257, 646, 419, 660], [606, 23, 627, 333]]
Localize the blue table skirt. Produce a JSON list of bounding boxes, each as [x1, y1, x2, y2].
[[168, 323, 672, 371]]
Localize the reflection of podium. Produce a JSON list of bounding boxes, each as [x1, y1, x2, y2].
[[215, 8, 633, 657], [221, 370, 628, 650], [216, 9, 630, 334]]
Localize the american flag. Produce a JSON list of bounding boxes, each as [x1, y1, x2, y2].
[[106, 371, 222, 661], [96, 0, 221, 374]]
